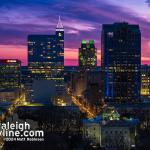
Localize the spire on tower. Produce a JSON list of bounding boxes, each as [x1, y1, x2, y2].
[[56, 16, 64, 31]]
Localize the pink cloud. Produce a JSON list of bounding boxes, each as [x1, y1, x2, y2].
[[0, 45, 27, 66], [65, 48, 78, 60], [64, 20, 96, 31], [0, 43, 150, 66], [66, 29, 79, 34]]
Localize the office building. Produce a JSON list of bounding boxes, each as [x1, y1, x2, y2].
[[79, 40, 97, 69], [0, 88, 21, 102], [0, 59, 21, 90], [21, 66, 32, 101], [141, 65, 150, 97], [71, 69, 101, 97], [101, 22, 141, 103], [28, 17, 64, 80], [28, 17, 64, 103]]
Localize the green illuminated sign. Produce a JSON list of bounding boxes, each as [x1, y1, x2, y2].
[[82, 40, 87, 44], [89, 40, 94, 44]]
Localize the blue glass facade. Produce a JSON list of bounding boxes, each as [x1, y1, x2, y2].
[[101, 22, 141, 103]]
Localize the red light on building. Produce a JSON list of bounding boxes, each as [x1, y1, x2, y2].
[[6, 60, 17, 63]]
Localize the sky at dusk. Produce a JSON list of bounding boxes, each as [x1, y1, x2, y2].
[[0, 0, 150, 66]]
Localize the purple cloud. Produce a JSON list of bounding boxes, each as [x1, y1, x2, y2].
[[0, 0, 150, 65], [146, 0, 150, 6]]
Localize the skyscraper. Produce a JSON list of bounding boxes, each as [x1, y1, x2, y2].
[[28, 16, 64, 80], [141, 65, 150, 98], [101, 22, 141, 103], [79, 40, 97, 69], [28, 17, 64, 102], [0, 59, 21, 90]]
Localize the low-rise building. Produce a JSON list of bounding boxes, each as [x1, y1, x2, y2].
[[82, 107, 139, 150], [0, 88, 21, 102], [83, 116, 102, 146], [101, 120, 138, 150]]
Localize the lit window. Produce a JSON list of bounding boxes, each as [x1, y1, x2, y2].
[[107, 32, 114, 38], [59, 33, 62, 37]]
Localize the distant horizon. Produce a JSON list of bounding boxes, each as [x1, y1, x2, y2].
[[0, 0, 150, 66], [0, 42, 149, 66]]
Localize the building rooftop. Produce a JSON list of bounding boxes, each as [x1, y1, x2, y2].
[[63, 106, 80, 112], [102, 22, 141, 34], [82, 115, 102, 124], [64, 66, 101, 72], [109, 102, 150, 109], [0, 102, 12, 111], [102, 119, 140, 127], [0, 59, 21, 64], [0, 88, 19, 93]]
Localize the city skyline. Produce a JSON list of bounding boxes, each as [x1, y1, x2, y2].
[[0, 0, 150, 66]]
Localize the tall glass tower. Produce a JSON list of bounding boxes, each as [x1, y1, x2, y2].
[[79, 40, 97, 69], [28, 16, 64, 80], [101, 22, 141, 103], [28, 17, 64, 102]]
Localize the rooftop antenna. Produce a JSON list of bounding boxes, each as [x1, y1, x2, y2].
[[56, 16, 64, 31]]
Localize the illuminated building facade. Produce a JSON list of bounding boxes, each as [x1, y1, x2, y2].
[[102, 106, 120, 121], [0, 89, 21, 102], [79, 40, 97, 69], [82, 115, 138, 149], [28, 17, 64, 81], [82, 116, 101, 146], [70, 69, 101, 97], [101, 22, 141, 103], [101, 120, 137, 150], [28, 17, 64, 101], [21, 66, 32, 101], [0, 59, 21, 90], [141, 65, 150, 97]]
